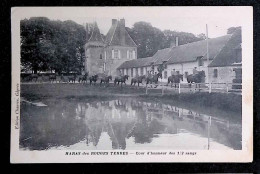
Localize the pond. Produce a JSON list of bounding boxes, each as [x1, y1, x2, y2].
[[20, 97, 242, 150]]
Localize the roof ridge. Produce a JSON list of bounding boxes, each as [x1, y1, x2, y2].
[[125, 29, 137, 47], [87, 23, 95, 42], [175, 34, 232, 48]]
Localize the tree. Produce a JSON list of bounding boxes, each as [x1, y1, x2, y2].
[[20, 17, 86, 74], [21, 17, 54, 73], [227, 26, 241, 34], [126, 22, 167, 58], [127, 23, 203, 58], [197, 33, 207, 40]]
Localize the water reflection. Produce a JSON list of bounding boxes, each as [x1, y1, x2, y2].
[[20, 98, 242, 150]]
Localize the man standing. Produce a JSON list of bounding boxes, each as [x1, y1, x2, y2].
[[193, 67, 199, 75]]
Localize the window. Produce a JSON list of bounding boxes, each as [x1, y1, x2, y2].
[[214, 69, 218, 78], [141, 67, 144, 75], [112, 49, 120, 59], [164, 71, 167, 79], [103, 63, 106, 71], [100, 54, 102, 59], [127, 50, 136, 59], [131, 68, 133, 77]]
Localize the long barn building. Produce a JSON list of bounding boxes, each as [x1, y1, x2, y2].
[[117, 28, 242, 84]]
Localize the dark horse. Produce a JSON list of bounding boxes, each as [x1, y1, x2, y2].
[[146, 72, 162, 88], [100, 75, 112, 87], [78, 73, 88, 83], [167, 74, 183, 88], [30, 74, 38, 82], [187, 71, 205, 90], [68, 74, 77, 83], [49, 74, 57, 83], [131, 75, 146, 87], [89, 74, 99, 85], [114, 75, 129, 87]]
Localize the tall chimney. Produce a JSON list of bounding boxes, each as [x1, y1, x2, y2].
[[119, 19, 126, 45], [176, 37, 179, 46], [112, 19, 117, 25]]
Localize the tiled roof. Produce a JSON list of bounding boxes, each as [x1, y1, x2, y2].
[[166, 34, 232, 64], [153, 48, 172, 65], [117, 57, 154, 69], [105, 20, 137, 47], [208, 29, 242, 67]]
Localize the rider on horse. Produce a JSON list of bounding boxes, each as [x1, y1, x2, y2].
[[193, 67, 199, 76], [171, 69, 177, 77]]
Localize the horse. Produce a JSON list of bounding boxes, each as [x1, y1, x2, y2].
[[30, 74, 38, 82], [187, 71, 205, 90], [100, 75, 112, 87], [68, 74, 77, 83], [89, 75, 99, 85], [131, 75, 146, 87], [145, 72, 162, 88], [114, 75, 129, 87], [167, 74, 183, 88], [78, 73, 88, 84], [49, 74, 57, 83]]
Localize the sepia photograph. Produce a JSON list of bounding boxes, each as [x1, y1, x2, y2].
[[11, 7, 253, 163]]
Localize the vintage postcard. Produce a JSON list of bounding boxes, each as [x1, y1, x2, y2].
[[11, 7, 253, 163]]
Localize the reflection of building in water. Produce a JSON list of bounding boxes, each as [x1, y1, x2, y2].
[[80, 99, 240, 150]]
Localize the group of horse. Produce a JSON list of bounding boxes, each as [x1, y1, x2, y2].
[[24, 70, 205, 88]]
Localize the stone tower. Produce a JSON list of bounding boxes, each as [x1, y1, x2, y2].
[[84, 22, 105, 75], [85, 19, 137, 76]]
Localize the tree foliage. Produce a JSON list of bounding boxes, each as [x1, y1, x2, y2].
[[227, 26, 241, 34], [127, 22, 203, 58], [20, 17, 86, 74]]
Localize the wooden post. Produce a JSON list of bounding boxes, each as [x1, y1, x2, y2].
[[178, 83, 181, 94], [208, 116, 211, 150], [226, 83, 229, 93]]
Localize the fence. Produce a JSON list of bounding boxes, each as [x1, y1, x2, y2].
[[145, 82, 242, 95]]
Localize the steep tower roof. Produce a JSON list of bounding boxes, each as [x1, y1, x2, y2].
[[86, 22, 105, 47], [105, 19, 137, 47]]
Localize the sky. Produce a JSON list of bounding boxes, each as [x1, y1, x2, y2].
[[14, 7, 251, 38]]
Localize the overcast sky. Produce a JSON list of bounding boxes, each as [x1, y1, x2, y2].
[[14, 7, 251, 38]]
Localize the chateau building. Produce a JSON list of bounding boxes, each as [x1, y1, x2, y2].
[[84, 19, 137, 76]]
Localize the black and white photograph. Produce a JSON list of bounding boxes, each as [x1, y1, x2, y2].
[[10, 7, 253, 163]]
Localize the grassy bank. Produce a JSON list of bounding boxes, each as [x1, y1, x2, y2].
[[140, 92, 241, 113], [21, 83, 241, 113]]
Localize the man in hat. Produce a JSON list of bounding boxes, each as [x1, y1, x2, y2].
[[193, 67, 199, 75]]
